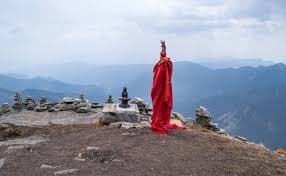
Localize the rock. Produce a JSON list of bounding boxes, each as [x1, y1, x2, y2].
[[195, 106, 219, 131], [40, 164, 60, 169], [43, 102, 58, 109], [48, 107, 59, 112], [0, 158, 5, 169], [109, 122, 122, 128], [217, 129, 226, 134], [54, 103, 76, 111], [172, 112, 188, 123], [35, 106, 48, 112], [54, 169, 79, 175], [130, 97, 149, 113], [196, 106, 211, 118], [235, 136, 248, 142], [100, 112, 140, 124], [91, 103, 103, 109], [76, 107, 89, 113], [62, 97, 75, 104], [86, 146, 99, 150], [140, 121, 150, 127], [121, 122, 138, 129]]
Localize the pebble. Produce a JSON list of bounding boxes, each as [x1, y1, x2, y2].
[[86, 146, 99, 150], [54, 169, 79, 175], [40, 164, 60, 169]]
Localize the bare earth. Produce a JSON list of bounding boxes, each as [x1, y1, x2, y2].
[[0, 124, 286, 176]]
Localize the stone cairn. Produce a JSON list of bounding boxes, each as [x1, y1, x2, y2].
[[76, 94, 90, 113], [195, 106, 219, 131], [79, 94, 86, 102], [12, 92, 23, 111], [23, 96, 37, 110], [105, 95, 114, 104], [130, 97, 149, 114], [1, 103, 11, 115], [39, 96, 47, 105], [36, 96, 57, 112]]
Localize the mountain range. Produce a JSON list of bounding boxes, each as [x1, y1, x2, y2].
[[1, 61, 286, 149]]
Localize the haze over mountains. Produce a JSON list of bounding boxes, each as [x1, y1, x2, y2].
[[0, 60, 286, 150]]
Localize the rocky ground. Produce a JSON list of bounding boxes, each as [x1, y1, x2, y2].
[[0, 123, 286, 176]]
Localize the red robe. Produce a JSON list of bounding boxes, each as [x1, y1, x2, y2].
[[151, 54, 181, 134]]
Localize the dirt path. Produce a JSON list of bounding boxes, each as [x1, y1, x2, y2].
[[0, 124, 286, 176]]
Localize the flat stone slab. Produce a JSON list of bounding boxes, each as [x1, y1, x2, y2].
[[116, 104, 139, 113], [102, 103, 116, 113]]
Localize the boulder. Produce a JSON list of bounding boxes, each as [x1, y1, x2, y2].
[[195, 106, 211, 118], [195, 106, 219, 131], [62, 97, 75, 104]]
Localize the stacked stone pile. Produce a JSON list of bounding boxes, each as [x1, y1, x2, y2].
[[130, 97, 149, 114], [105, 95, 114, 104], [1, 103, 10, 114], [76, 94, 90, 113], [39, 96, 47, 105], [195, 106, 219, 131], [12, 92, 23, 111], [53, 96, 90, 113], [23, 96, 37, 110]]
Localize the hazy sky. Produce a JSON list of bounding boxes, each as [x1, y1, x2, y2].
[[0, 0, 286, 66]]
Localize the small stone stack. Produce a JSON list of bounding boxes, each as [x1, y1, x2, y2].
[[195, 106, 219, 131], [79, 94, 86, 102], [1, 103, 11, 114], [23, 96, 37, 110], [12, 92, 23, 111], [76, 94, 90, 113], [105, 95, 114, 103], [130, 97, 149, 113], [35, 96, 48, 112], [39, 96, 47, 105]]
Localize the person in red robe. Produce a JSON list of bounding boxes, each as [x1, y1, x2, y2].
[[151, 41, 183, 134]]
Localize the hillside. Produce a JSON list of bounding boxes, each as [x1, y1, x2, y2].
[[0, 124, 285, 176]]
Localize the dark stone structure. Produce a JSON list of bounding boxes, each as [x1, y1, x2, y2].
[[119, 87, 131, 108]]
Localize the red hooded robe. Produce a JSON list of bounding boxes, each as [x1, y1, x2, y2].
[[151, 52, 181, 134]]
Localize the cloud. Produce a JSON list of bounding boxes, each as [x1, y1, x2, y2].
[[0, 0, 285, 68]]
